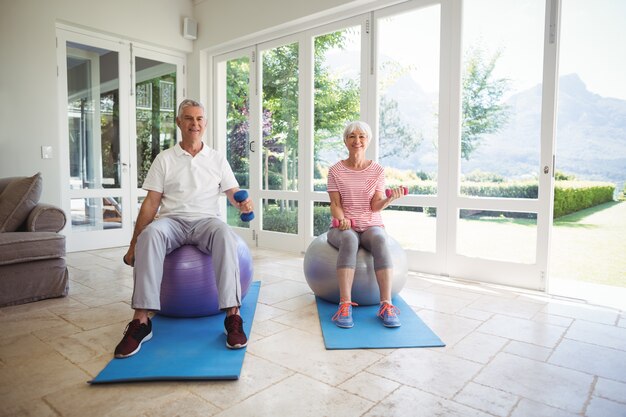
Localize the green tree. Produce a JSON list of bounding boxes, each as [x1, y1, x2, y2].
[[461, 47, 510, 160]]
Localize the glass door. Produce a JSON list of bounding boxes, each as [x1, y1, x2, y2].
[[58, 31, 132, 251], [213, 48, 256, 244], [446, 0, 556, 289], [375, 2, 443, 274], [58, 29, 185, 252], [131, 47, 184, 225], [255, 36, 304, 251], [549, 0, 626, 307]]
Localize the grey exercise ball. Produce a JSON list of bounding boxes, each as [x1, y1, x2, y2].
[[303, 232, 408, 305]]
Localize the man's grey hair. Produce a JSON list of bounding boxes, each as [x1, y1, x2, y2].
[[343, 121, 372, 142], [177, 99, 205, 118]]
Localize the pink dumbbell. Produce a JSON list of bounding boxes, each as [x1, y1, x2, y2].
[[385, 186, 408, 198], [331, 218, 353, 228]]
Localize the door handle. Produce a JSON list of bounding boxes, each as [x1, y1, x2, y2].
[[249, 141, 255, 153]]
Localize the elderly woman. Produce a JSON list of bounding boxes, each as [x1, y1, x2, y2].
[[327, 121, 405, 328]]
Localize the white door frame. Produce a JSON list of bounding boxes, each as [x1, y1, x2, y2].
[[57, 26, 186, 252]]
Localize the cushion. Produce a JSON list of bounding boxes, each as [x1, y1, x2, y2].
[[0, 173, 43, 232], [0, 232, 66, 266]]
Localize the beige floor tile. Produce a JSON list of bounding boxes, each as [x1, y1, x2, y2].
[[503, 340, 553, 361], [0, 398, 59, 417], [456, 307, 494, 321], [585, 396, 626, 417], [510, 399, 580, 417], [189, 354, 293, 409], [364, 385, 493, 417], [44, 382, 182, 417], [257, 280, 312, 305], [453, 382, 519, 416], [214, 373, 374, 417], [541, 301, 619, 325], [477, 314, 565, 348], [468, 295, 546, 319], [448, 331, 508, 364], [270, 303, 322, 336], [367, 348, 482, 399], [400, 287, 473, 314], [417, 309, 482, 347], [475, 352, 593, 413], [594, 378, 626, 403], [61, 302, 133, 330], [70, 285, 134, 308], [549, 339, 626, 382], [0, 309, 68, 340], [139, 392, 221, 417], [0, 351, 90, 406], [564, 319, 626, 351], [532, 312, 574, 327], [249, 318, 290, 338], [249, 328, 381, 385], [337, 371, 400, 402], [252, 302, 288, 322], [272, 293, 316, 311]]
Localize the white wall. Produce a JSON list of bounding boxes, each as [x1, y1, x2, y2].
[[187, 0, 373, 104], [0, 0, 371, 208], [0, 0, 193, 206]]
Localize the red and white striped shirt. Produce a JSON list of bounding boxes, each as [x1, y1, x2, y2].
[[327, 160, 386, 232]]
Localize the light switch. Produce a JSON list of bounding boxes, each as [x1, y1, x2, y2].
[[41, 146, 53, 159]]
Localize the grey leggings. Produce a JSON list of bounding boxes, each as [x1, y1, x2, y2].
[[131, 217, 241, 311], [326, 226, 393, 271]]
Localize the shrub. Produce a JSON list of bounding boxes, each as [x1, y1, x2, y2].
[[262, 203, 298, 233], [553, 181, 615, 218]]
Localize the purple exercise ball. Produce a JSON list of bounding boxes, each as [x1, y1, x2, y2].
[[159, 234, 253, 317]]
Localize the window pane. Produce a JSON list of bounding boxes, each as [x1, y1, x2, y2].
[[313, 201, 332, 236], [460, 0, 545, 198], [457, 209, 537, 263], [262, 43, 299, 191], [262, 199, 298, 234], [71, 197, 123, 231], [135, 57, 177, 188], [67, 42, 120, 190], [382, 206, 436, 252], [377, 5, 440, 196], [226, 56, 251, 191], [313, 27, 361, 192], [551, 0, 626, 292]]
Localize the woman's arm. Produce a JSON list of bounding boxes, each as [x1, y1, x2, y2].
[[371, 187, 403, 212], [329, 191, 350, 230]]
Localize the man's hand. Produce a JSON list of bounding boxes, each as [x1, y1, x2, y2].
[[123, 250, 135, 267]]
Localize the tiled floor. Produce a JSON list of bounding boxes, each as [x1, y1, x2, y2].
[[1, 246, 626, 417]]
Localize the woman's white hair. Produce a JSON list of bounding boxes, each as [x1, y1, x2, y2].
[[343, 121, 372, 142]]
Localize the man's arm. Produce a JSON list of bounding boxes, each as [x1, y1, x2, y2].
[[123, 190, 163, 266], [224, 187, 254, 215]]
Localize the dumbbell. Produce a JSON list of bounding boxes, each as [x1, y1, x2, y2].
[[385, 186, 408, 198], [331, 218, 353, 228], [233, 190, 254, 222]]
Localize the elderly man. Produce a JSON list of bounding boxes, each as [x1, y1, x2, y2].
[[114, 99, 253, 358]]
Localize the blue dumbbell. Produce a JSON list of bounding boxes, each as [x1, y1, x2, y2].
[[234, 190, 254, 222]]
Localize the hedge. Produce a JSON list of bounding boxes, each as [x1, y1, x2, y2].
[[553, 181, 615, 218]]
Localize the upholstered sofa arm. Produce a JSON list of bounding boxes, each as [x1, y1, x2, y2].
[[26, 204, 66, 233]]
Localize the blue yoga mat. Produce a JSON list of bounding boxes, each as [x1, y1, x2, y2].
[[316, 294, 445, 350], [90, 281, 260, 383]]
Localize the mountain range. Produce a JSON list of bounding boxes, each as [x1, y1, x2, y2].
[[383, 73, 626, 189]]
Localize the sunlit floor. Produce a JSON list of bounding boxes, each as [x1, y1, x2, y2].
[[1, 246, 625, 417]]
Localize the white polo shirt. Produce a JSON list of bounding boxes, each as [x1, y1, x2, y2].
[[142, 142, 239, 220]]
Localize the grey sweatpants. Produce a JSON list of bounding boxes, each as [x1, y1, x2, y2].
[[326, 226, 393, 271], [131, 217, 241, 311]]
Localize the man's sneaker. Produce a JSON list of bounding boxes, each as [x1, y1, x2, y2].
[[332, 301, 357, 328], [114, 318, 153, 358], [377, 302, 401, 327], [224, 314, 248, 349]]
